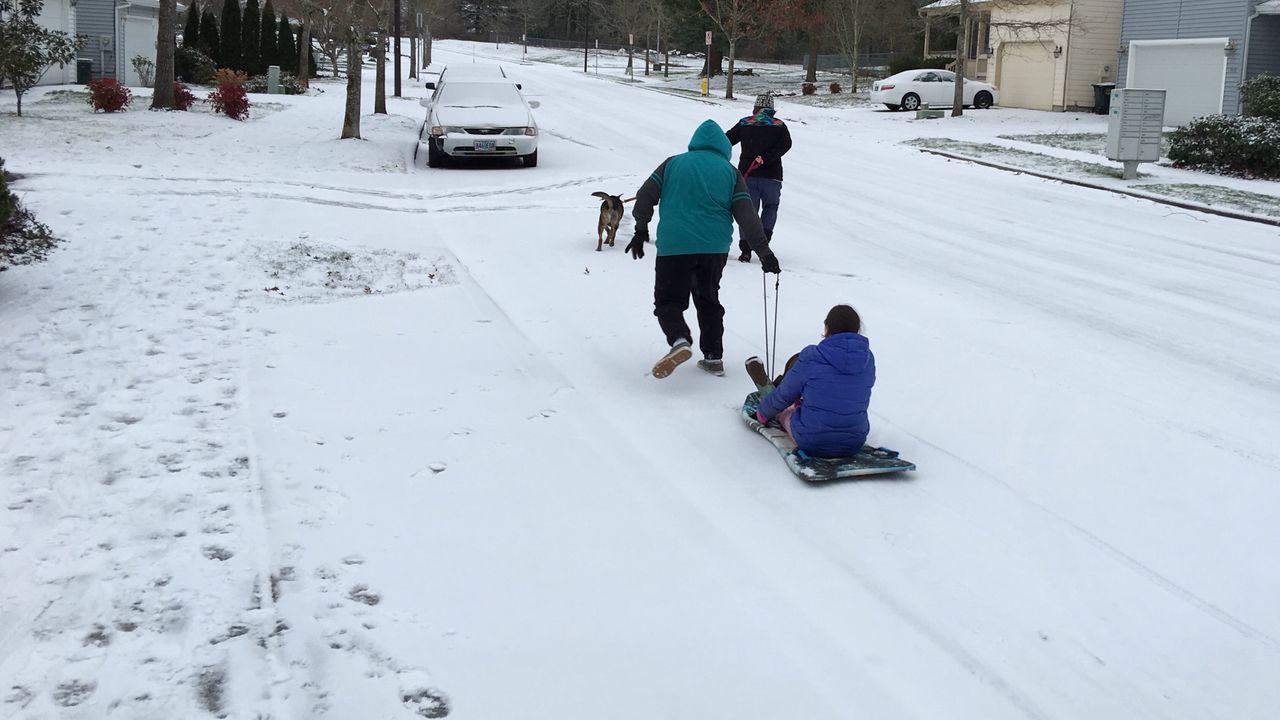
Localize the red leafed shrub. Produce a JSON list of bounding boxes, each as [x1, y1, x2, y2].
[[801, 82, 816, 96], [829, 82, 842, 94], [208, 82, 250, 120], [86, 78, 133, 112], [173, 83, 195, 111]]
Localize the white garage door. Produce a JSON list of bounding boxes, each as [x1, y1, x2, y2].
[[998, 42, 1055, 111], [122, 16, 155, 87], [1127, 39, 1227, 126]]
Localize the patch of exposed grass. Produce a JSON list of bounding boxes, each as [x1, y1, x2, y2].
[[1001, 131, 1174, 157], [1140, 184, 1280, 218], [906, 137, 1143, 179]]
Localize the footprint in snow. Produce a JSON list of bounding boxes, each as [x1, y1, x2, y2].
[[402, 687, 451, 718]]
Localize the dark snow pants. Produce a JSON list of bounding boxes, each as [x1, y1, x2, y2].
[[654, 253, 728, 360], [740, 177, 782, 254]]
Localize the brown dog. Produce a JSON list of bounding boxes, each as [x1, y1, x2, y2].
[[591, 192, 634, 252]]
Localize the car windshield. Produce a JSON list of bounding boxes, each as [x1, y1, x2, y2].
[[438, 83, 521, 108]]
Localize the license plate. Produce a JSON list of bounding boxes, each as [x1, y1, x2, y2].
[[474, 140, 496, 151]]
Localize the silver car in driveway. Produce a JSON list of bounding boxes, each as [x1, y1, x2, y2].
[[417, 82, 540, 168]]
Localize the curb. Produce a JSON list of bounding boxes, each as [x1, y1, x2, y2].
[[914, 147, 1280, 229]]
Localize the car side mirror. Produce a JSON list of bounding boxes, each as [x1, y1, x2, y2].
[[516, 83, 523, 91], [419, 98, 431, 108], [528, 100, 540, 109], [425, 82, 435, 90]]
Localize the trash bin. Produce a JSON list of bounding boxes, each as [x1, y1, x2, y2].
[[76, 59, 92, 84], [1092, 82, 1116, 115]]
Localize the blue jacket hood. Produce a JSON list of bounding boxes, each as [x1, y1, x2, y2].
[[688, 119, 732, 160], [816, 332, 872, 374]]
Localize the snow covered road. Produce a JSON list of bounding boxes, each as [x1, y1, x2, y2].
[[2, 40, 1278, 719]]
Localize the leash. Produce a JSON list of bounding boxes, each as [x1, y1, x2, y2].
[[762, 271, 780, 379], [743, 158, 763, 179]]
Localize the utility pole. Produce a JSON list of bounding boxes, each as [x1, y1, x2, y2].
[[393, 0, 402, 96], [583, 0, 589, 72]]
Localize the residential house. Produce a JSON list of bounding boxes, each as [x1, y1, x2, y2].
[[1119, 0, 1280, 125], [76, 0, 169, 86], [2, 0, 78, 85], [921, 0, 1125, 112]]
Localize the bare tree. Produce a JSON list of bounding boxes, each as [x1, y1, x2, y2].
[[151, 0, 178, 108], [340, 0, 380, 138], [599, 0, 653, 78], [698, 0, 772, 99], [373, 0, 389, 114], [508, 0, 550, 56]]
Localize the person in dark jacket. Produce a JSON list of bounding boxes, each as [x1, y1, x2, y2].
[[726, 93, 792, 264], [747, 305, 875, 458], [626, 119, 781, 379]]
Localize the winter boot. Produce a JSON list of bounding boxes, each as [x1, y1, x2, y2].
[[696, 357, 725, 377], [738, 250, 752, 263], [745, 356, 774, 394], [652, 340, 692, 379]]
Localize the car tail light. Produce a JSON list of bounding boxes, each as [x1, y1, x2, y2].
[[880, 84, 895, 91]]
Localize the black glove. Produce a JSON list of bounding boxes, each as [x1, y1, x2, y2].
[[759, 253, 781, 274], [625, 232, 648, 260]]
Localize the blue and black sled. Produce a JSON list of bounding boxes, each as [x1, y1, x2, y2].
[[742, 392, 916, 482]]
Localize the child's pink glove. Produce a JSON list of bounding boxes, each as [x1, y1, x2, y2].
[[756, 410, 768, 424]]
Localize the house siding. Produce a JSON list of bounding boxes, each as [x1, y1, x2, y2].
[[32, 0, 76, 84], [76, 0, 117, 80], [1246, 15, 1280, 80], [989, 0, 1072, 110], [1118, 0, 1250, 112], [1064, 0, 1124, 109]]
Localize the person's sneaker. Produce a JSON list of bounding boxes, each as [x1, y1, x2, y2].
[[745, 356, 771, 389], [652, 340, 692, 379], [696, 358, 725, 376], [738, 250, 752, 263]]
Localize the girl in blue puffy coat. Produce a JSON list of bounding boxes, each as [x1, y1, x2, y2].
[[750, 305, 875, 458]]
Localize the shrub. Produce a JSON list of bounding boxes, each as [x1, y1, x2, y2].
[[173, 82, 195, 110], [801, 82, 816, 96], [209, 81, 250, 120], [1, 158, 61, 272], [86, 78, 132, 112], [1167, 114, 1280, 179], [176, 46, 217, 84], [213, 68, 248, 87], [887, 54, 952, 77], [131, 54, 156, 87], [829, 81, 842, 94], [243, 72, 305, 95], [1240, 73, 1280, 120]]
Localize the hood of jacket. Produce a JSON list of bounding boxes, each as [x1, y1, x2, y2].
[[687, 119, 732, 160], [815, 332, 872, 375]]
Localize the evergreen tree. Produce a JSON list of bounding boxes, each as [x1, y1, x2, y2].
[[182, 0, 201, 48], [240, 0, 260, 75], [200, 6, 220, 63], [276, 12, 296, 74], [258, 0, 278, 71], [220, 0, 241, 70]]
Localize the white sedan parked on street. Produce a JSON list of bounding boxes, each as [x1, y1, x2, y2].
[[870, 69, 998, 111], [417, 81, 540, 168]]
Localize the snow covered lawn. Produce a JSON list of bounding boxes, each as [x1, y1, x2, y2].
[[2, 40, 1279, 719]]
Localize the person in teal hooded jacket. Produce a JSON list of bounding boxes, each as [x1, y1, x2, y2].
[[626, 120, 781, 380]]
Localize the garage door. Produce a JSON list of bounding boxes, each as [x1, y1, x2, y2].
[[1126, 39, 1226, 126], [997, 42, 1055, 111], [122, 16, 155, 86]]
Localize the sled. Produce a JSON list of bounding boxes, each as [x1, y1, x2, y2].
[[742, 392, 916, 482]]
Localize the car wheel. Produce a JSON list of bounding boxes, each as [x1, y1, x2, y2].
[[522, 149, 538, 168], [427, 139, 444, 168], [901, 93, 921, 111], [884, 104, 901, 111], [974, 91, 993, 109]]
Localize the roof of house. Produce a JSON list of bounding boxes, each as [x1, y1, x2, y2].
[[1258, 0, 1280, 15], [920, 0, 993, 15]]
